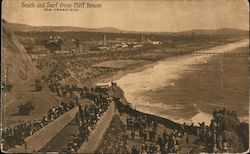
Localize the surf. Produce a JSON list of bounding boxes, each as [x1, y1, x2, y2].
[[99, 39, 249, 124]]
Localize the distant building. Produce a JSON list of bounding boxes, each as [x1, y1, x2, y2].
[[151, 41, 161, 45], [30, 46, 50, 60], [96, 46, 109, 51], [132, 44, 143, 48], [114, 42, 128, 48], [30, 53, 50, 60], [61, 40, 78, 53], [46, 40, 62, 52], [31, 45, 50, 54], [144, 40, 161, 46], [45, 38, 79, 53]]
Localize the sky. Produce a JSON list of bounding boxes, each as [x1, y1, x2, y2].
[[2, 0, 249, 32]]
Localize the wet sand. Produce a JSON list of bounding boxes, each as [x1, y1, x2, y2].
[[97, 39, 249, 125]]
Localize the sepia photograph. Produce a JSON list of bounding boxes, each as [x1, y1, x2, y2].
[[1, 0, 249, 153]]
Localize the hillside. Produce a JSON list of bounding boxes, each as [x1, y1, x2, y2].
[[176, 28, 249, 36], [2, 20, 38, 86], [2, 20, 61, 129], [4, 20, 126, 33], [4, 20, 248, 37]]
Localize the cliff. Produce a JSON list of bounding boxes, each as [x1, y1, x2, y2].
[[2, 20, 38, 86]]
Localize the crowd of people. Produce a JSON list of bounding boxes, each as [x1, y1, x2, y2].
[[131, 128, 189, 154], [194, 108, 238, 153], [114, 96, 247, 154], [127, 115, 186, 154], [67, 91, 112, 152], [96, 116, 129, 154], [49, 82, 78, 98], [37, 55, 113, 152], [2, 101, 76, 150], [127, 116, 158, 141], [129, 107, 244, 153]]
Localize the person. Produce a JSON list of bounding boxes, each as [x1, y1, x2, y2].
[[149, 143, 154, 154], [223, 141, 229, 153], [188, 147, 195, 154], [152, 130, 156, 142], [148, 129, 152, 141], [131, 145, 137, 154], [212, 109, 218, 119], [125, 143, 129, 153], [155, 144, 161, 153], [143, 131, 147, 142], [75, 95, 78, 104], [79, 105, 84, 119], [163, 143, 169, 154], [217, 135, 223, 150], [186, 134, 189, 144], [157, 135, 163, 147], [139, 129, 144, 140], [213, 144, 218, 153], [141, 149, 147, 154], [131, 129, 135, 140]]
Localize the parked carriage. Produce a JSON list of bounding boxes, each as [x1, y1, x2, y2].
[[18, 102, 35, 115], [35, 79, 43, 91]]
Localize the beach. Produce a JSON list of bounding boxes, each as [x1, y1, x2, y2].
[[98, 39, 249, 125]]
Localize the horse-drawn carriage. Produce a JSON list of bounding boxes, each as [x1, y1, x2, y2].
[[18, 102, 34, 115], [35, 79, 43, 91]]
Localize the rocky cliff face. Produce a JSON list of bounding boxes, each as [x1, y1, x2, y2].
[[2, 20, 38, 86]]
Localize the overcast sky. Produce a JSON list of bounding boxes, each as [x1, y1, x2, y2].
[[3, 0, 249, 32]]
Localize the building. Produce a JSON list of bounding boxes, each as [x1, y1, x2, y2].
[[114, 42, 128, 48], [45, 38, 80, 54], [96, 46, 109, 51], [30, 53, 50, 60], [61, 40, 78, 53], [132, 44, 143, 48], [151, 41, 161, 45], [31, 45, 50, 54], [46, 40, 62, 52]]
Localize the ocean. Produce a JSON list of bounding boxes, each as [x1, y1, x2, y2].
[[101, 39, 249, 125]]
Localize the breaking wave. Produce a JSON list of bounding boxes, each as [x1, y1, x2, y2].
[[99, 39, 249, 125]]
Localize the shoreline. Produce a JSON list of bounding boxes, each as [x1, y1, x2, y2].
[[94, 38, 249, 85], [94, 39, 249, 125]]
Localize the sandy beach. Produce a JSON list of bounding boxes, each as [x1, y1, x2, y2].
[[97, 39, 249, 125]]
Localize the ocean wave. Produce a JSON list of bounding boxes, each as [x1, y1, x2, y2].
[[98, 39, 249, 125]]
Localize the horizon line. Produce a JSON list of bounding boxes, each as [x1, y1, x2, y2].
[[3, 19, 249, 33]]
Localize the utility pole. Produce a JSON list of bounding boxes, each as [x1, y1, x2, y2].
[[5, 64, 12, 85], [26, 60, 28, 80], [23, 60, 28, 80], [220, 55, 224, 99]]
